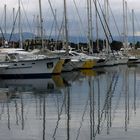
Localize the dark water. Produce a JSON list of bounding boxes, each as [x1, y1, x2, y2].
[[0, 65, 140, 140]]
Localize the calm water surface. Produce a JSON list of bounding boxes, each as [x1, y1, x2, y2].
[[0, 65, 140, 140]]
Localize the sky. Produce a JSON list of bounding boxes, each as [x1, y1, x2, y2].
[[0, 0, 140, 40]]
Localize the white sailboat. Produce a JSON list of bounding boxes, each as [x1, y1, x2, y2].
[[0, 51, 61, 78], [0, 0, 64, 78]]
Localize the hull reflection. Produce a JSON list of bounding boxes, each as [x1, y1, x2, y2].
[[0, 75, 66, 93], [0, 65, 139, 140]]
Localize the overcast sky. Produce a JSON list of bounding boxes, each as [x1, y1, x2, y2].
[[0, 0, 140, 39]]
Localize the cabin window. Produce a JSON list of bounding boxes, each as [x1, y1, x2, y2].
[[69, 54, 73, 56], [8, 54, 17, 60], [47, 62, 53, 69], [47, 83, 54, 90], [32, 63, 35, 64], [14, 64, 17, 66], [72, 52, 79, 56]]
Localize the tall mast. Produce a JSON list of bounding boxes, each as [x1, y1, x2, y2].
[[13, 8, 15, 31], [95, 0, 99, 52], [18, 0, 22, 48], [125, 1, 128, 51], [132, 9, 135, 49], [36, 15, 40, 37], [87, 0, 93, 54], [4, 4, 7, 37], [123, 0, 125, 49], [104, 0, 109, 54], [39, 0, 44, 49], [13, 8, 15, 48], [123, 0, 128, 52], [64, 0, 69, 55]]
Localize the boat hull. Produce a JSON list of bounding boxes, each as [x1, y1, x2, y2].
[[0, 58, 60, 78]]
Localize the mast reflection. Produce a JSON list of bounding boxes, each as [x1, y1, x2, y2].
[[0, 66, 139, 140]]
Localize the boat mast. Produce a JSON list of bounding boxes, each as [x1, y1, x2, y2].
[[87, 0, 93, 54], [95, 0, 99, 52], [18, 0, 23, 48], [104, 0, 110, 54], [39, 0, 44, 49], [132, 9, 135, 49], [125, 1, 128, 52], [36, 15, 40, 37], [123, 0, 128, 52], [64, 0, 69, 55], [4, 4, 7, 38], [123, 0, 125, 51], [13, 8, 15, 47]]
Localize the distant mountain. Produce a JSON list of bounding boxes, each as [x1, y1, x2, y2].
[[69, 36, 140, 43], [0, 32, 35, 41], [113, 36, 140, 43], [1, 32, 140, 43]]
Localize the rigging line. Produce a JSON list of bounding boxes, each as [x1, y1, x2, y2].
[[92, 0, 111, 48], [109, 74, 119, 125], [111, 83, 123, 122], [0, 7, 5, 40], [48, 18, 55, 40], [21, 0, 33, 34], [14, 99, 19, 125], [0, 27, 5, 41], [94, 72, 119, 136], [48, 0, 60, 32], [127, 6, 133, 22], [0, 103, 5, 120], [67, 86, 70, 140], [52, 94, 66, 139], [95, 0, 113, 41], [47, 6, 65, 47], [134, 13, 140, 33], [0, 9, 4, 28], [56, 15, 65, 43], [48, 0, 65, 49], [8, 9, 19, 42], [76, 97, 89, 140], [72, 0, 88, 42], [108, 1, 122, 41], [126, 6, 137, 38], [7, 99, 11, 130], [52, 19, 64, 48]]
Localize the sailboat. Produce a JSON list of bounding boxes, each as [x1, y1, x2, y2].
[[0, 0, 64, 78], [127, 9, 139, 64], [0, 51, 63, 78], [36, 0, 97, 71]]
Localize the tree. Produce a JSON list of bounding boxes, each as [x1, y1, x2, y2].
[[110, 40, 123, 51]]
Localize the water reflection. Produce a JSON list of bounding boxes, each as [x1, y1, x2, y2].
[[0, 65, 140, 140]]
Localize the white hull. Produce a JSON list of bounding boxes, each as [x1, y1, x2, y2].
[[0, 58, 59, 78], [116, 57, 128, 65], [95, 59, 114, 67]]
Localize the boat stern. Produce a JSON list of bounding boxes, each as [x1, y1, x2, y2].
[[52, 58, 65, 74], [82, 59, 96, 69]]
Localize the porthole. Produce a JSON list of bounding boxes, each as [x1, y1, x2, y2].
[[47, 62, 53, 69], [47, 83, 54, 90]]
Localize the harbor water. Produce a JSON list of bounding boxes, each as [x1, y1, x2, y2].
[[0, 65, 140, 140]]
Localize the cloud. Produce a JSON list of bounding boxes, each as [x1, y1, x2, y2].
[[0, 0, 140, 38]]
